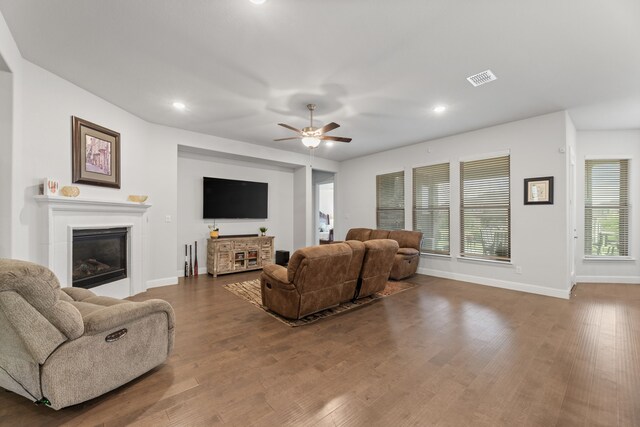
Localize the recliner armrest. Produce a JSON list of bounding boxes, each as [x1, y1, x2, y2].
[[82, 299, 175, 335], [261, 264, 295, 290]]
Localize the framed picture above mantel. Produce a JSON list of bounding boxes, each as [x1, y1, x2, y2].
[[72, 116, 121, 188], [524, 176, 554, 205]]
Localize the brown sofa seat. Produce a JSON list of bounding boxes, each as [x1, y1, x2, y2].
[[0, 259, 175, 410], [261, 243, 354, 319], [345, 228, 423, 280]]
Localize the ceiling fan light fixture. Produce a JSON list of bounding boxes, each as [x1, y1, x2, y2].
[[325, 141, 334, 147], [301, 136, 321, 148]]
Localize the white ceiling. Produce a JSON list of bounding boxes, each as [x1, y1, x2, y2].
[[1, 0, 638, 161]]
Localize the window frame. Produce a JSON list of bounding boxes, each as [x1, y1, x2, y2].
[[583, 157, 631, 259], [412, 161, 451, 256], [376, 170, 405, 230], [459, 154, 511, 262]]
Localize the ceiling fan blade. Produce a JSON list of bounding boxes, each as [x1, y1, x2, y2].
[[320, 135, 352, 143], [277, 123, 302, 133], [273, 137, 301, 141], [317, 122, 340, 135]]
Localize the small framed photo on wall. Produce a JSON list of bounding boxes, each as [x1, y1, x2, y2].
[[524, 176, 554, 205]]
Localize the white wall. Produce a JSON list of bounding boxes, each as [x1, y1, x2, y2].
[[293, 166, 311, 249], [565, 113, 578, 285], [337, 111, 572, 298], [177, 151, 294, 274], [0, 69, 12, 258], [575, 130, 640, 284], [0, 11, 22, 259]]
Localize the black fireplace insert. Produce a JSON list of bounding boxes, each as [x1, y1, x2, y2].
[[72, 227, 128, 289]]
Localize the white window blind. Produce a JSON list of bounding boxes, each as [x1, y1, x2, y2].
[[460, 155, 511, 261], [584, 159, 629, 257], [413, 163, 450, 255], [376, 171, 405, 230]]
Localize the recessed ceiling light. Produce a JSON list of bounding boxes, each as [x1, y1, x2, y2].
[[433, 105, 447, 113], [250, 0, 266, 4], [172, 101, 186, 111]]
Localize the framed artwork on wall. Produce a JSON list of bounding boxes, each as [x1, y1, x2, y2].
[[72, 116, 121, 188], [524, 176, 554, 205]]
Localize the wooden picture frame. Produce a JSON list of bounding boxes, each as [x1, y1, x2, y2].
[[72, 116, 121, 188], [524, 176, 554, 205]]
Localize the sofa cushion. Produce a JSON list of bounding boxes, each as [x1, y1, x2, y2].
[[370, 229, 390, 240], [388, 230, 422, 251], [358, 239, 398, 298], [345, 228, 371, 242], [287, 243, 352, 287], [397, 247, 420, 257]]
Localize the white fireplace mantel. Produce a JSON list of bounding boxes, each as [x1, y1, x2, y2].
[[34, 195, 152, 298], [34, 195, 152, 212]]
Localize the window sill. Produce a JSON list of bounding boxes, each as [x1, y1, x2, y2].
[[420, 253, 452, 259], [456, 256, 514, 267], [583, 256, 636, 262]]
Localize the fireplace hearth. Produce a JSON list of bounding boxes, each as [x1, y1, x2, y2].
[[72, 227, 128, 289]]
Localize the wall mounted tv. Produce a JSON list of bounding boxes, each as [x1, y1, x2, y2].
[[203, 177, 268, 219]]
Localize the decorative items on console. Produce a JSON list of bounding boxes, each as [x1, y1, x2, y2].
[[208, 224, 219, 239]]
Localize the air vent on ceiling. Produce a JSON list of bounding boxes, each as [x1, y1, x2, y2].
[[467, 69, 497, 87]]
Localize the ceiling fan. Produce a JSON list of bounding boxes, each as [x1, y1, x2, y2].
[[274, 104, 352, 149]]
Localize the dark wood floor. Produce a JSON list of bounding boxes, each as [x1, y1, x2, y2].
[[2, 273, 640, 426]]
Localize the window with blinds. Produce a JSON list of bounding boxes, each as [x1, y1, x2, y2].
[[413, 163, 450, 255], [376, 171, 405, 230], [584, 159, 629, 257], [460, 155, 511, 261]]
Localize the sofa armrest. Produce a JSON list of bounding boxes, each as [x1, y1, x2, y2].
[[261, 264, 295, 290], [61, 287, 97, 302], [82, 299, 175, 335]]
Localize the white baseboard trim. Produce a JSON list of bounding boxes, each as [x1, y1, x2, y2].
[[174, 267, 208, 278], [417, 267, 570, 300], [575, 275, 640, 284], [147, 276, 178, 289]]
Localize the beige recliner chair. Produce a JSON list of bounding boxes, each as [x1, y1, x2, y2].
[[0, 259, 175, 410]]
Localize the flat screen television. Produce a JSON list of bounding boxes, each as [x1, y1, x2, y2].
[[203, 177, 268, 219]]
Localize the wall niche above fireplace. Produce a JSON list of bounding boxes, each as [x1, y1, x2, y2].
[[73, 227, 128, 289]]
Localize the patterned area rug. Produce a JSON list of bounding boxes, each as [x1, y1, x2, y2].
[[223, 279, 417, 327]]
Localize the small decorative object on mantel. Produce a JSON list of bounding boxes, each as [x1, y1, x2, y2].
[[60, 186, 80, 197], [524, 176, 554, 205], [42, 178, 59, 196], [259, 227, 268, 236], [72, 116, 121, 189], [127, 195, 148, 203], [208, 224, 219, 239]]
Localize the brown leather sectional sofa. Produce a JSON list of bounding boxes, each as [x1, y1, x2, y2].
[[345, 228, 423, 280], [260, 239, 398, 319]]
